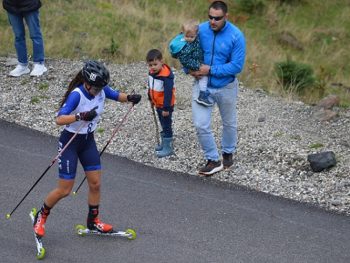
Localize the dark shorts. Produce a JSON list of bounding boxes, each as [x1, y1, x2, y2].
[[58, 130, 101, 180]]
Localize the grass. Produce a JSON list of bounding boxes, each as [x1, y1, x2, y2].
[[0, 0, 349, 106], [30, 96, 40, 104], [38, 82, 49, 91], [309, 143, 324, 149]]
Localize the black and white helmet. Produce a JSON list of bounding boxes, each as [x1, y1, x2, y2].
[[82, 60, 110, 88]]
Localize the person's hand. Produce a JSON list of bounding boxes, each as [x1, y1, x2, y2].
[[127, 94, 142, 105], [162, 111, 169, 117], [199, 64, 210, 75], [190, 64, 210, 79], [79, 106, 98, 121]]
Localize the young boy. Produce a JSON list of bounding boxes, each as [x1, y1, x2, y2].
[[169, 19, 212, 107], [146, 49, 175, 158]]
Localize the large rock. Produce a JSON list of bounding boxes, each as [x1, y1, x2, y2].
[[317, 95, 340, 109], [307, 151, 336, 172]]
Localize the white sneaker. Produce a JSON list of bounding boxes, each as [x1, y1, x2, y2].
[[30, 64, 48, 77], [9, 64, 30, 77]]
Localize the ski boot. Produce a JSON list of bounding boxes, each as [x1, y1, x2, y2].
[[33, 210, 48, 237], [88, 217, 113, 233], [76, 217, 136, 239], [29, 208, 46, 260]]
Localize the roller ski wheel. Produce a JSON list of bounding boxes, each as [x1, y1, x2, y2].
[[75, 224, 137, 240], [29, 208, 46, 260]]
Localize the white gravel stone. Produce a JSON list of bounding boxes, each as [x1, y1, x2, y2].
[[1, 57, 349, 216]]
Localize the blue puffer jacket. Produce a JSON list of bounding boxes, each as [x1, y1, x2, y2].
[[199, 21, 246, 89]]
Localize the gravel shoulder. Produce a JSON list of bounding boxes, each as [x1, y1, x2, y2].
[[1, 57, 349, 215]]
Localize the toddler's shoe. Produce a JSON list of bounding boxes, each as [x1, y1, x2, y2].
[[195, 91, 213, 107]]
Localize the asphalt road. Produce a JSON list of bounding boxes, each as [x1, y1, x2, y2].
[[0, 119, 349, 263]]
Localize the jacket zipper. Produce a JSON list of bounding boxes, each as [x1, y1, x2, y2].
[[209, 32, 217, 87]]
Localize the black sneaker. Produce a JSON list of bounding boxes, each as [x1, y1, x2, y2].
[[198, 160, 223, 176], [223, 152, 233, 168]]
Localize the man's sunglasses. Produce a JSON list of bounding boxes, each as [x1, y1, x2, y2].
[[208, 15, 224, 21]]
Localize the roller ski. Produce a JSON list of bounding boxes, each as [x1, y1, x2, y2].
[[29, 208, 46, 260], [75, 218, 136, 240]]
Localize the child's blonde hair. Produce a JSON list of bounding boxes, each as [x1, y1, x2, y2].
[[182, 19, 199, 33]]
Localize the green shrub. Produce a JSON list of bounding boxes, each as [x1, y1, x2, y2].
[[110, 37, 119, 55], [276, 0, 303, 5], [275, 59, 315, 92]]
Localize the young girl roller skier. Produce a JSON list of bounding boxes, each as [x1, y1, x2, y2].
[[33, 60, 141, 237]]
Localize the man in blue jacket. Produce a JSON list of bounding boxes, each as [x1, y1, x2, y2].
[[190, 1, 246, 176], [3, 0, 47, 77]]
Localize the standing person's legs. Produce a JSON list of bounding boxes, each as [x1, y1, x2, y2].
[[156, 108, 173, 138], [192, 82, 223, 175], [24, 10, 45, 64], [192, 81, 219, 161], [155, 108, 174, 157], [7, 12, 28, 64], [217, 80, 238, 153], [216, 80, 238, 168], [25, 10, 47, 76], [7, 12, 31, 76]]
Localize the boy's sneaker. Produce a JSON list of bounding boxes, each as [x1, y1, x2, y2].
[[198, 160, 223, 176], [223, 152, 233, 169], [30, 64, 47, 76], [195, 91, 213, 107], [87, 217, 113, 233], [9, 64, 30, 77], [33, 211, 48, 237]]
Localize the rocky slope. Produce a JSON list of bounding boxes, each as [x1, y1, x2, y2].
[[1, 57, 349, 215]]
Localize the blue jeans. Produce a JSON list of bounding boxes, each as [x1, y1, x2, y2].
[[156, 108, 173, 138], [7, 10, 45, 65], [192, 79, 238, 161]]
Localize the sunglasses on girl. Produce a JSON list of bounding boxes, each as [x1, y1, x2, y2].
[[208, 15, 224, 21]]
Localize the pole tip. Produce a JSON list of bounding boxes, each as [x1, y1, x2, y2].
[[6, 213, 11, 219], [72, 191, 77, 196]]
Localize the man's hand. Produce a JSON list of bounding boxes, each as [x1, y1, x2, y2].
[[189, 64, 210, 79]]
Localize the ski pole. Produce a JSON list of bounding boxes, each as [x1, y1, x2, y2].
[[6, 122, 85, 219], [73, 104, 135, 195], [150, 101, 160, 146]]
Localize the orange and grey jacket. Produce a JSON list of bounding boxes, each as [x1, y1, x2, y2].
[[148, 64, 175, 111]]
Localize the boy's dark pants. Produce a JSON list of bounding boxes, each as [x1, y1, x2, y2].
[[156, 108, 173, 138]]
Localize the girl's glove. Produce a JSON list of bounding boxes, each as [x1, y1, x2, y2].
[[78, 106, 98, 121], [127, 94, 142, 105]]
